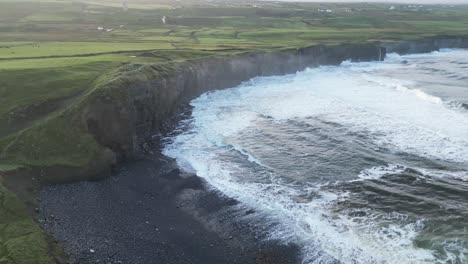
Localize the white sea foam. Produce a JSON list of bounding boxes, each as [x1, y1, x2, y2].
[[163, 50, 468, 263], [182, 59, 468, 163], [357, 164, 407, 180], [165, 136, 439, 263]]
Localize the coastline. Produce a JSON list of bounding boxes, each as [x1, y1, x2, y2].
[[3, 35, 468, 263], [3, 36, 468, 185]]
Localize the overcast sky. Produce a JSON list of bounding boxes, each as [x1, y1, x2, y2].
[[273, 0, 468, 4]]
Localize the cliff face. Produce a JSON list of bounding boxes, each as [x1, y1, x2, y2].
[[381, 36, 468, 55], [3, 36, 467, 183], [82, 43, 385, 169], [80, 37, 468, 181]]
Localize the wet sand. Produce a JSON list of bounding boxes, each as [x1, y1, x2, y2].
[[39, 154, 300, 264]]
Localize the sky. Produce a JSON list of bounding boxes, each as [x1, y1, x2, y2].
[[273, 0, 468, 3]]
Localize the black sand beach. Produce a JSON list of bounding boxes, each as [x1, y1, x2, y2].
[[38, 154, 300, 264]]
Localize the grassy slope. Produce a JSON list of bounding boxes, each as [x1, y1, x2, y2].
[[0, 0, 468, 262], [0, 183, 52, 264]]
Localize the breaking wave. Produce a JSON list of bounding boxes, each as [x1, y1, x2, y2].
[[164, 49, 468, 263]]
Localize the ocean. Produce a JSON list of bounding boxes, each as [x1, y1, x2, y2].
[[163, 49, 468, 264]]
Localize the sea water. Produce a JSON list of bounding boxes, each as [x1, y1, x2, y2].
[[163, 49, 468, 264]]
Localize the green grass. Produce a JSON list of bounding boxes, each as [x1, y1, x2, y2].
[[0, 42, 176, 59], [0, 60, 116, 139], [0, 62, 103, 115], [0, 164, 20, 172], [396, 20, 468, 31], [0, 109, 102, 167], [0, 184, 52, 264], [323, 16, 391, 28]]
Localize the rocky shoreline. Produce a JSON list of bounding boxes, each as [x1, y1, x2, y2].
[[39, 154, 300, 264]]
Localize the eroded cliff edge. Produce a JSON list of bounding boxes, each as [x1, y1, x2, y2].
[[1, 35, 468, 184], [380, 35, 468, 55], [86, 44, 385, 165]]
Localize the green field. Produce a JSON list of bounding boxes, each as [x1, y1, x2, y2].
[[0, 183, 52, 264], [0, 0, 468, 262]]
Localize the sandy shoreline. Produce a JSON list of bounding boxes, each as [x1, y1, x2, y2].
[[38, 154, 300, 264]]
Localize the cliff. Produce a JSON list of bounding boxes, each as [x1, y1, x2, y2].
[[380, 35, 468, 55], [85, 43, 385, 163], [2, 35, 468, 183]]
